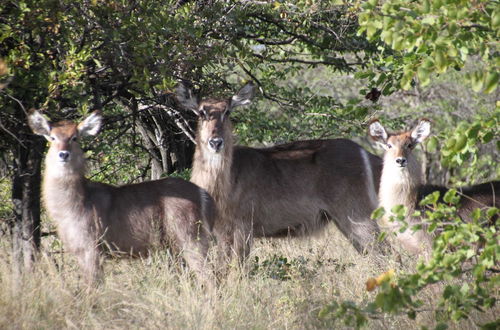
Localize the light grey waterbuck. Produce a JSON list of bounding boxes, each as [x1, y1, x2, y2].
[[28, 110, 216, 284], [368, 118, 499, 254], [177, 83, 384, 261]]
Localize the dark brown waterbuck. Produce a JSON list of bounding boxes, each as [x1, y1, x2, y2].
[[177, 83, 384, 261], [368, 119, 499, 254], [28, 110, 216, 284]]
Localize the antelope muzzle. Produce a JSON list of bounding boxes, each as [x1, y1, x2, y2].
[[208, 137, 224, 153]]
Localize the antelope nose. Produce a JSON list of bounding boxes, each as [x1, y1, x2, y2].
[[396, 157, 407, 167], [208, 137, 224, 152], [58, 151, 70, 162]]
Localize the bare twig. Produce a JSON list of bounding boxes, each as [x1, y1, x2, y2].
[[1, 90, 28, 115], [138, 103, 197, 144], [0, 118, 26, 147]]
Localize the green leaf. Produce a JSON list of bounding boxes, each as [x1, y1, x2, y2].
[[467, 124, 481, 139], [393, 36, 404, 51], [434, 50, 447, 71], [471, 72, 484, 92], [417, 67, 430, 86], [460, 283, 469, 295], [422, 0, 431, 13], [492, 10, 500, 29], [366, 24, 378, 39], [453, 134, 467, 152], [391, 204, 406, 215], [432, 0, 443, 10], [401, 75, 413, 90], [422, 57, 434, 69], [445, 137, 456, 149], [435, 323, 448, 330], [422, 16, 436, 25], [381, 30, 393, 44], [480, 319, 500, 330], [448, 22, 458, 35], [483, 72, 499, 94], [486, 207, 499, 218], [371, 206, 386, 219], [471, 208, 481, 221], [465, 249, 475, 259], [482, 131, 494, 143], [420, 191, 440, 205], [426, 136, 438, 152]]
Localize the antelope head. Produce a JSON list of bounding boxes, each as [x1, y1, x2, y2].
[[176, 83, 256, 154], [28, 110, 102, 175], [368, 118, 431, 170]]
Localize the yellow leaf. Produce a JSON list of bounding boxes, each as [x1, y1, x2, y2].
[[366, 269, 395, 291], [366, 278, 377, 291], [375, 269, 395, 285]]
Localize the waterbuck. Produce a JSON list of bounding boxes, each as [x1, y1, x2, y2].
[[28, 110, 216, 284], [368, 118, 499, 254], [177, 83, 384, 260]]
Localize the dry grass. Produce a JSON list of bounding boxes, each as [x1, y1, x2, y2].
[[0, 225, 497, 330]]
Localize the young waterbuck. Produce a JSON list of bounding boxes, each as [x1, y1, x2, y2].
[[177, 83, 384, 261], [368, 119, 499, 254], [28, 110, 216, 284]]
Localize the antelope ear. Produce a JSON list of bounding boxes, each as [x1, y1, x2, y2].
[[411, 119, 431, 144], [176, 83, 200, 114], [78, 110, 102, 136], [368, 119, 388, 145], [230, 82, 256, 108], [28, 109, 52, 140]]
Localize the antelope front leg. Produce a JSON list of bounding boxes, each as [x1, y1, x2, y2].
[[212, 221, 252, 274], [234, 222, 253, 263], [232, 221, 253, 266], [396, 230, 432, 258], [76, 246, 103, 287]]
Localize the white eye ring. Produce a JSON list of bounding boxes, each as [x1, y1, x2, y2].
[[50, 136, 56, 141]]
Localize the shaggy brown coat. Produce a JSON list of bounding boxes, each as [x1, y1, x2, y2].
[[178, 83, 384, 260], [28, 110, 215, 284]]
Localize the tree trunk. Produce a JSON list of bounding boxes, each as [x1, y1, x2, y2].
[[134, 118, 164, 180], [117, 92, 195, 180], [11, 135, 44, 276]]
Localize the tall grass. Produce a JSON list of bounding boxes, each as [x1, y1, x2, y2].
[[0, 225, 497, 329]]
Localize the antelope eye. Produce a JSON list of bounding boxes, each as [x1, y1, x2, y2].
[[71, 136, 78, 142], [386, 143, 393, 149], [50, 136, 56, 141], [407, 143, 413, 149]]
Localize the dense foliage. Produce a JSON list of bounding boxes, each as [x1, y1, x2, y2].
[[320, 191, 499, 328], [358, 0, 499, 93], [0, 0, 384, 178], [356, 0, 499, 184], [316, 0, 499, 327]]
